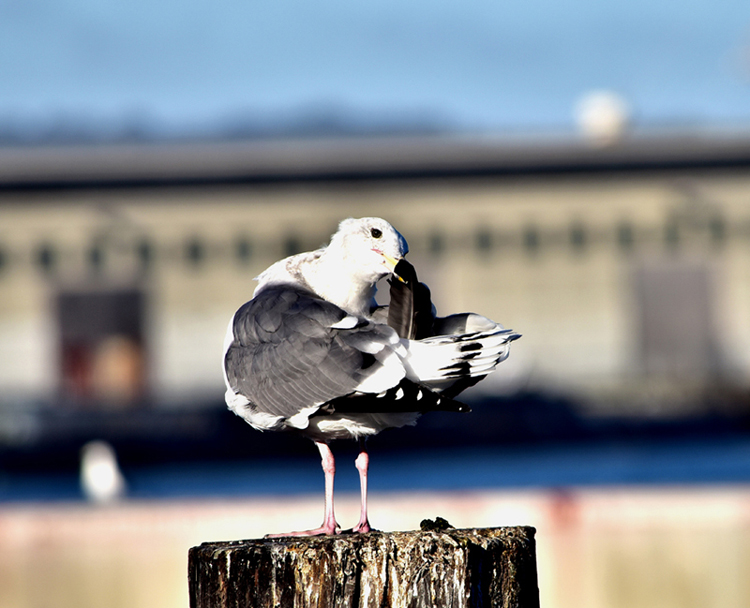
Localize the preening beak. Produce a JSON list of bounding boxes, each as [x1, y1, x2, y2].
[[378, 251, 407, 283]]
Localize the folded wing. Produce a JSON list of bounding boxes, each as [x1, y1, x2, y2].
[[223, 284, 470, 433]]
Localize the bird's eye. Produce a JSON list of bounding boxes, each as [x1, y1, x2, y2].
[[370, 228, 382, 238]]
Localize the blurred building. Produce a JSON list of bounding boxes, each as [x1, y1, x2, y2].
[[1, 135, 750, 421]]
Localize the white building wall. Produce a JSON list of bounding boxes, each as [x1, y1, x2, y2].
[[0, 169, 748, 411]]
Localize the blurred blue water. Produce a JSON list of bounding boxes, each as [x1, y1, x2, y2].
[[3, 436, 750, 502]]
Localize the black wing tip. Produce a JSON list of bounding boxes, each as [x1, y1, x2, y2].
[[323, 380, 469, 414], [393, 258, 418, 284], [423, 388, 470, 414]]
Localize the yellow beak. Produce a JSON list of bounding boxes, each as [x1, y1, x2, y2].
[[380, 252, 407, 283]]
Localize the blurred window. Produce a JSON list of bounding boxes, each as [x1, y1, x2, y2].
[[634, 260, 719, 379], [57, 289, 146, 408]]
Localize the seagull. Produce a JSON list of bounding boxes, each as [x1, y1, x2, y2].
[[80, 440, 127, 504], [222, 217, 519, 536]]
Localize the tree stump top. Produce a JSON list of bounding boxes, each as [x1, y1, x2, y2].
[[189, 526, 539, 608]]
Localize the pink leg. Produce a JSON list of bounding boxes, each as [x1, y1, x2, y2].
[[352, 441, 373, 533], [266, 441, 341, 538]]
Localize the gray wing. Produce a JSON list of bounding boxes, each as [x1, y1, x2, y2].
[[224, 286, 401, 419]]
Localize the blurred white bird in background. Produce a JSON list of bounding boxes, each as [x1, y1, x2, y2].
[[80, 440, 127, 504]]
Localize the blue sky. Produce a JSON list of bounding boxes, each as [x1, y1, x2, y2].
[[1, 0, 749, 140]]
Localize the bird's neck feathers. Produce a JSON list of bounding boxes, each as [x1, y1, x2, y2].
[[305, 247, 379, 316], [253, 247, 379, 317]]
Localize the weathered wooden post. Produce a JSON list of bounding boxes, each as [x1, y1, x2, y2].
[[189, 525, 539, 608]]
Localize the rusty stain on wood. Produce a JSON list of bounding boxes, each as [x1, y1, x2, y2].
[[189, 526, 539, 608]]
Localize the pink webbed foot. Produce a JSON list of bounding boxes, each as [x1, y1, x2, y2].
[[350, 521, 374, 534], [265, 521, 341, 538]]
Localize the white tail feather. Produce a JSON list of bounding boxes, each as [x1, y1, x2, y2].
[[401, 326, 518, 389]]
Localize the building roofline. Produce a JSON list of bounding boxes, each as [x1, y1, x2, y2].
[[1, 133, 750, 192]]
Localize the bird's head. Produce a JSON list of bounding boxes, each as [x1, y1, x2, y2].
[[332, 217, 409, 283]]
